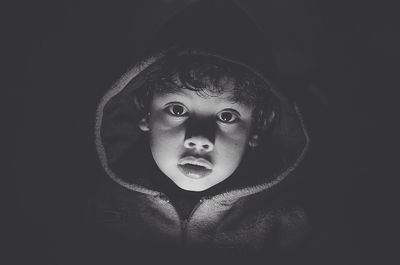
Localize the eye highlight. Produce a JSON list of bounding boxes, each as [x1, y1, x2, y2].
[[165, 103, 188, 117], [217, 110, 240, 124]]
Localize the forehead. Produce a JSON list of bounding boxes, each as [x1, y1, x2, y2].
[[153, 75, 253, 104], [157, 86, 235, 101], [153, 87, 255, 113]]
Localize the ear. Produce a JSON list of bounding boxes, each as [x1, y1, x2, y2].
[[248, 134, 259, 148], [138, 115, 150, 131]]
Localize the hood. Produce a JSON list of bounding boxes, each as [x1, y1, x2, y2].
[[95, 0, 309, 201]]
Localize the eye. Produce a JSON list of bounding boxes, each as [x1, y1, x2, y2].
[[165, 104, 188, 117], [217, 110, 239, 123]]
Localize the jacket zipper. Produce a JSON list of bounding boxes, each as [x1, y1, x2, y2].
[[181, 197, 206, 245]]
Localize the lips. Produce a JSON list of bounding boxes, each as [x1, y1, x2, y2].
[[178, 156, 213, 179]]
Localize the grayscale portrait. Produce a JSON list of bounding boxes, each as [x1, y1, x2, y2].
[[10, 0, 392, 264]]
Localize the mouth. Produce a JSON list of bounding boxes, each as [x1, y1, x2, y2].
[[178, 156, 213, 179]]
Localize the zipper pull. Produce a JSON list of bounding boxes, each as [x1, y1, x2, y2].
[[182, 218, 189, 232], [157, 194, 170, 203]]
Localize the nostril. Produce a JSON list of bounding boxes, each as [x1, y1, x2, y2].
[[184, 137, 213, 151], [184, 140, 197, 149]]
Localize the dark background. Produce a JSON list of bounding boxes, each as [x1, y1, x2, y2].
[[6, 0, 397, 264]]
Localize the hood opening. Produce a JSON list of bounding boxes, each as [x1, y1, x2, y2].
[[95, 0, 309, 198], [96, 50, 309, 198]]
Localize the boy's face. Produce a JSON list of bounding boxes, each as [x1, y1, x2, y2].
[[139, 85, 256, 191]]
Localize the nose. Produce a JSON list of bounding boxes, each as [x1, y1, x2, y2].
[[184, 136, 214, 152], [184, 116, 215, 152]]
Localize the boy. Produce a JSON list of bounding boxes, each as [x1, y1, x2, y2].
[[90, 0, 309, 262]]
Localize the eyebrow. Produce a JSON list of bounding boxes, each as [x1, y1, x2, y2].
[[157, 88, 255, 109]]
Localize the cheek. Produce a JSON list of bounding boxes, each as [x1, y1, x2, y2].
[[218, 122, 252, 146], [149, 110, 186, 131], [215, 126, 251, 167], [148, 130, 179, 173], [148, 117, 185, 158]]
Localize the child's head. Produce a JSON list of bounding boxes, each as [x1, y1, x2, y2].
[[135, 54, 275, 191]]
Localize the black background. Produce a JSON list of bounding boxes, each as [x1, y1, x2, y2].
[[6, 0, 397, 264]]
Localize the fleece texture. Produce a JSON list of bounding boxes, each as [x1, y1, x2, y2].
[[88, 0, 310, 259]]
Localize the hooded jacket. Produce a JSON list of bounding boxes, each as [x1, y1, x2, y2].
[[88, 0, 310, 260]]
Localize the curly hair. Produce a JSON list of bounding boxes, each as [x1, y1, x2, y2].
[[133, 54, 276, 136]]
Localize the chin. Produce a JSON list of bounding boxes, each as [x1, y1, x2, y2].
[[172, 178, 214, 192]]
